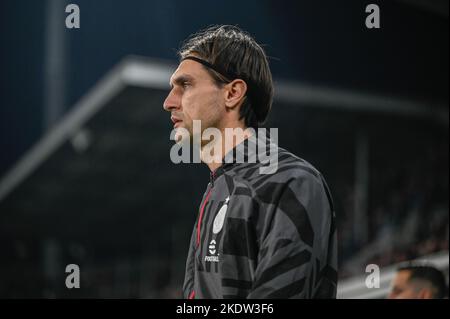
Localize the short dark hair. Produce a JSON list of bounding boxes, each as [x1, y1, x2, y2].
[[178, 25, 274, 129], [398, 263, 448, 299]]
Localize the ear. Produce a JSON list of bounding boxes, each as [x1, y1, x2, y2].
[[224, 79, 247, 110]]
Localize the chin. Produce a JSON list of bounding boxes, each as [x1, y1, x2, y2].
[[174, 128, 192, 145]]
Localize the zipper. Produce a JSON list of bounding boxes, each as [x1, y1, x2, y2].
[[196, 170, 216, 247], [196, 188, 212, 246], [192, 170, 217, 300], [209, 170, 216, 186]]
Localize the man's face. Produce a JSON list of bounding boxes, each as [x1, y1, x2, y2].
[[163, 59, 225, 144], [387, 270, 432, 299]]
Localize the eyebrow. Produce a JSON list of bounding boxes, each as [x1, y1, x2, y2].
[[169, 74, 195, 88]]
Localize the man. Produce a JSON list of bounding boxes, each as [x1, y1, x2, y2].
[[388, 264, 447, 299], [163, 25, 337, 299]]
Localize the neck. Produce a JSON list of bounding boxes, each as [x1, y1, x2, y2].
[[200, 124, 253, 172]]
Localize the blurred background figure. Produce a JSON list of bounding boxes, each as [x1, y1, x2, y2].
[[387, 264, 448, 299]]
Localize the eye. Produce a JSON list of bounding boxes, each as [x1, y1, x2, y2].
[[182, 81, 190, 88]]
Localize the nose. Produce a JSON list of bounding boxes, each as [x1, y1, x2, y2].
[[163, 89, 180, 112]]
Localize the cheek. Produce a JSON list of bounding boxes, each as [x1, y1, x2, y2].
[[184, 90, 223, 122], [203, 91, 224, 120], [181, 94, 198, 120]]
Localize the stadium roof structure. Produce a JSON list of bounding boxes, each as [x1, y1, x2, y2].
[[1, 55, 447, 206]]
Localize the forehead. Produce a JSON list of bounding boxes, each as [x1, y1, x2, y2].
[[393, 271, 411, 285], [169, 59, 211, 84]]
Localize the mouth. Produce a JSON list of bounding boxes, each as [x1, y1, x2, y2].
[[171, 116, 183, 128]]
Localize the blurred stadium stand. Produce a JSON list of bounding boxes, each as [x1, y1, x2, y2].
[[0, 57, 447, 298]]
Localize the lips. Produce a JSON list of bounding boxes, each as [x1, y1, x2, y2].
[[171, 116, 182, 127]]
